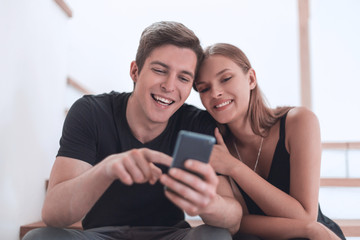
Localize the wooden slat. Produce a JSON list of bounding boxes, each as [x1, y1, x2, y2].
[[334, 219, 360, 237], [298, 0, 312, 109], [322, 142, 360, 149], [54, 0, 73, 18], [320, 178, 360, 187], [67, 77, 93, 95]]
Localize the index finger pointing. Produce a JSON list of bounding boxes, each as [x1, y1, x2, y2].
[[141, 148, 172, 167]]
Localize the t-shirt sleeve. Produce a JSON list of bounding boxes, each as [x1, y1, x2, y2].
[[57, 97, 97, 165]]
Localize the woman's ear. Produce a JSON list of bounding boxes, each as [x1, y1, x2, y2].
[[248, 68, 257, 90], [130, 61, 139, 83]]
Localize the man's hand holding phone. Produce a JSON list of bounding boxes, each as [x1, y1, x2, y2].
[[160, 131, 219, 216]]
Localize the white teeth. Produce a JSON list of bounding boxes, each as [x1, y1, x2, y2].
[[154, 95, 173, 105], [216, 100, 232, 108]]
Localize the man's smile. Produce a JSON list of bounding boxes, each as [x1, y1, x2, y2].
[[151, 94, 175, 106]]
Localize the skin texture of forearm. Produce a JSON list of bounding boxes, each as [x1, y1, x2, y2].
[[42, 160, 114, 227], [228, 162, 317, 220], [240, 215, 323, 240], [43, 149, 172, 227], [200, 194, 242, 234]]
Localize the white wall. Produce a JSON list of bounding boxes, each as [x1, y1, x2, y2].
[[66, 0, 300, 110], [311, 0, 360, 142], [0, 0, 69, 239], [67, 0, 360, 142]]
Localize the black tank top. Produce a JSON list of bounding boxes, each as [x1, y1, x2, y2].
[[237, 113, 346, 239]]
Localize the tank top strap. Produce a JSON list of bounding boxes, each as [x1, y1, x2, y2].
[[279, 112, 289, 140]]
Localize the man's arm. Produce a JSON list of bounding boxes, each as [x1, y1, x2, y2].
[[42, 149, 172, 227], [160, 160, 242, 235], [42, 156, 112, 227]]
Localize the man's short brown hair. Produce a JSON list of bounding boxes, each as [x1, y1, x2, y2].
[[135, 21, 203, 78]]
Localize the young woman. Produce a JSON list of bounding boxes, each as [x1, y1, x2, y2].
[[194, 43, 345, 240]]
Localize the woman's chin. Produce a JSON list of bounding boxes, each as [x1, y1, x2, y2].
[[213, 116, 230, 125]]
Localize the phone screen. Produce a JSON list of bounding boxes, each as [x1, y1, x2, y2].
[[170, 130, 216, 172]]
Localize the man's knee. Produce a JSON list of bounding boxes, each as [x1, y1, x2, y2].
[[22, 227, 74, 240], [187, 224, 232, 240]]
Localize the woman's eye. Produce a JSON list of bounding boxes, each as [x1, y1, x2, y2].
[[222, 77, 232, 82], [199, 87, 210, 93]]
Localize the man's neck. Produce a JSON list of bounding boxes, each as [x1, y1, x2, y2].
[[126, 95, 168, 144]]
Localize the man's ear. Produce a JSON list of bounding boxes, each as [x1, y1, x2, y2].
[[130, 61, 139, 83], [248, 68, 257, 90]]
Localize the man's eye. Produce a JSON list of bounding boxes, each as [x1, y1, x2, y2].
[[153, 68, 166, 74], [179, 76, 190, 83]]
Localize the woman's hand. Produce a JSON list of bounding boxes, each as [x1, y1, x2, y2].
[[209, 128, 239, 175]]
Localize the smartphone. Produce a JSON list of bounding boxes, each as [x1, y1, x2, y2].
[[170, 130, 216, 174]]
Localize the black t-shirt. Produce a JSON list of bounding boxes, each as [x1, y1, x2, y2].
[[57, 92, 216, 229]]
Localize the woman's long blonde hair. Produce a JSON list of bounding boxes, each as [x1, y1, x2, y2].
[[194, 43, 292, 138]]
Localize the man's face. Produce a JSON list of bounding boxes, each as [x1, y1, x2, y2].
[[130, 44, 197, 125]]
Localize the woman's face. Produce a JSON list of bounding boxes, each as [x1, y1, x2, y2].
[[196, 55, 256, 124]]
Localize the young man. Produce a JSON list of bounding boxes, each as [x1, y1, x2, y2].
[[23, 21, 242, 240]]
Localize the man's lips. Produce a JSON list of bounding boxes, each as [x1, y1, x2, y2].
[[151, 94, 175, 106]]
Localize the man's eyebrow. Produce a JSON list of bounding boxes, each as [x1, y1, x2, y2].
[[150, 61, 194, 79], [181, 70, 194, 79], [150, 61, 169, 69]]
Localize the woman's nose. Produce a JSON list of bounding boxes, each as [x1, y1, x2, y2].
[[211, 87, 223, 98]]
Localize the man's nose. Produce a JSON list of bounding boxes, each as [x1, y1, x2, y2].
[[160, 75, 176, 92]]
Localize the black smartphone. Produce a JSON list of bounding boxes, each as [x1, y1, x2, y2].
[[170, 130, 216, 174]]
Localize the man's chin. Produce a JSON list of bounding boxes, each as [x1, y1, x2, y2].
[[150, 108, 178, 123]]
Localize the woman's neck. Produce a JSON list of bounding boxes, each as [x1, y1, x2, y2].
[[227, 117, 258, 147]]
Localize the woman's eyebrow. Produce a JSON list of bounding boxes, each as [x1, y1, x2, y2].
[[196, 68, 230, 85], [216, 68, 230, 77]]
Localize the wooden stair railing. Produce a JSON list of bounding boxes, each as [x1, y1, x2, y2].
[[320, 178, 360, 187], [321, 141, 360, 185], [322, 142, 360, 149], [65, 77, 93, 115], [54, 0, 72, 18], [67, 77, 93, 95]]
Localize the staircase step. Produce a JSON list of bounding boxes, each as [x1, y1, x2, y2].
[[320, 178, 360, 187], [334, 219, 360, 237]]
